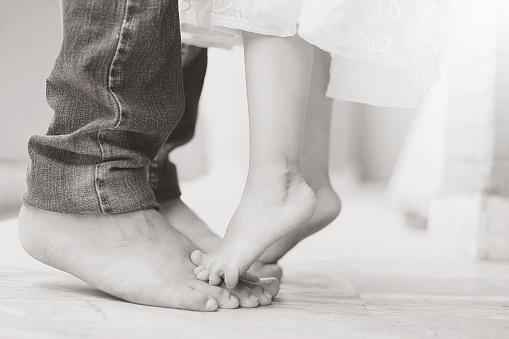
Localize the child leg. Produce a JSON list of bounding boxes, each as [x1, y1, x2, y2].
[[193, 33, 317, 288], [257, 47, 341, 265]]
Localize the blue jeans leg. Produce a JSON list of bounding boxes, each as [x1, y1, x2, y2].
[[149, 46, 208, 202], [23, 0, 184, 214]]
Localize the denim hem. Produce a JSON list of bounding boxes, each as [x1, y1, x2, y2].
[[21, 198, 160, 215], [23, 154, 161, 214], [26, 0, 184, 215], [150, 155, 182, 203]]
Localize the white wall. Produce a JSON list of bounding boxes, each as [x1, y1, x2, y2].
[[0, 0, 60, 161], [0, 0, 61, 211], [428, 0, 509, 260]]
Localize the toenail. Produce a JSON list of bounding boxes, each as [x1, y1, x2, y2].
[[264, 291, 272, 299], [230, 295, 239, 302], [205, 299, 217, 312], [250, 294, 259, 301]]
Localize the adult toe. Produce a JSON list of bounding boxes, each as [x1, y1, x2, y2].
[[191, 282, 239, 309], [226, 284, 260, 308], [160, 286, 218, 312], [258, 277, 280, 298], [244, 283, 272, 306]]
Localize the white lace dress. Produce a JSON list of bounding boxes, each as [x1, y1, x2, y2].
[[179, 0, 445, 108]]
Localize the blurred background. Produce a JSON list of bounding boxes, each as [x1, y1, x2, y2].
[[1, 0, 508, 261]]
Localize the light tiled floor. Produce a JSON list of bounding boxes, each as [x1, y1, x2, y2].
[[1, 174, 508, 338]]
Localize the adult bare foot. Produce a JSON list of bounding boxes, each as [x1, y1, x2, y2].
[[192, 169, 317, 288], [159, 198, 283, 280], [220, 274, 279, 307], [159, 199, 221, 253], [17, 204, 276, 311]]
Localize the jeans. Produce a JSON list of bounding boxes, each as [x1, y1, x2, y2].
[[149, 46, 208, 203], [23, 0, 184, 214]]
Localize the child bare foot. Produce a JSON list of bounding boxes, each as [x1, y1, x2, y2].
[[191, 170, 317, 288], [192, 34, 317, 287], [258, 185, 341, 265], [160, 198, 283, 279], [250, 47, 342, 272], [18, 204, 277, 311]]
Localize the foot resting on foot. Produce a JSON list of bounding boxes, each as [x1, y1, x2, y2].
[[191, 170, 317, 288], [18, 205, 279, 311], [160, 198, 283, 280], [257, 184, 341, 265]]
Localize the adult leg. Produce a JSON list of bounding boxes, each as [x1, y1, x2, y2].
[[150, 46, 221, 249], [193, 33, 317, 288], [150, 45, 208, 204], [18, 0, 265, 311]]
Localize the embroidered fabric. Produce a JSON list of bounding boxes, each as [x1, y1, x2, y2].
[[179, 0, 445, 108]]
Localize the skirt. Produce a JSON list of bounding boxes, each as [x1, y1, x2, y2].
[[179, 0, 446, 108]]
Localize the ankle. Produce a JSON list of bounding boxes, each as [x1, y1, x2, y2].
[[247, 163, 303, 186]]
